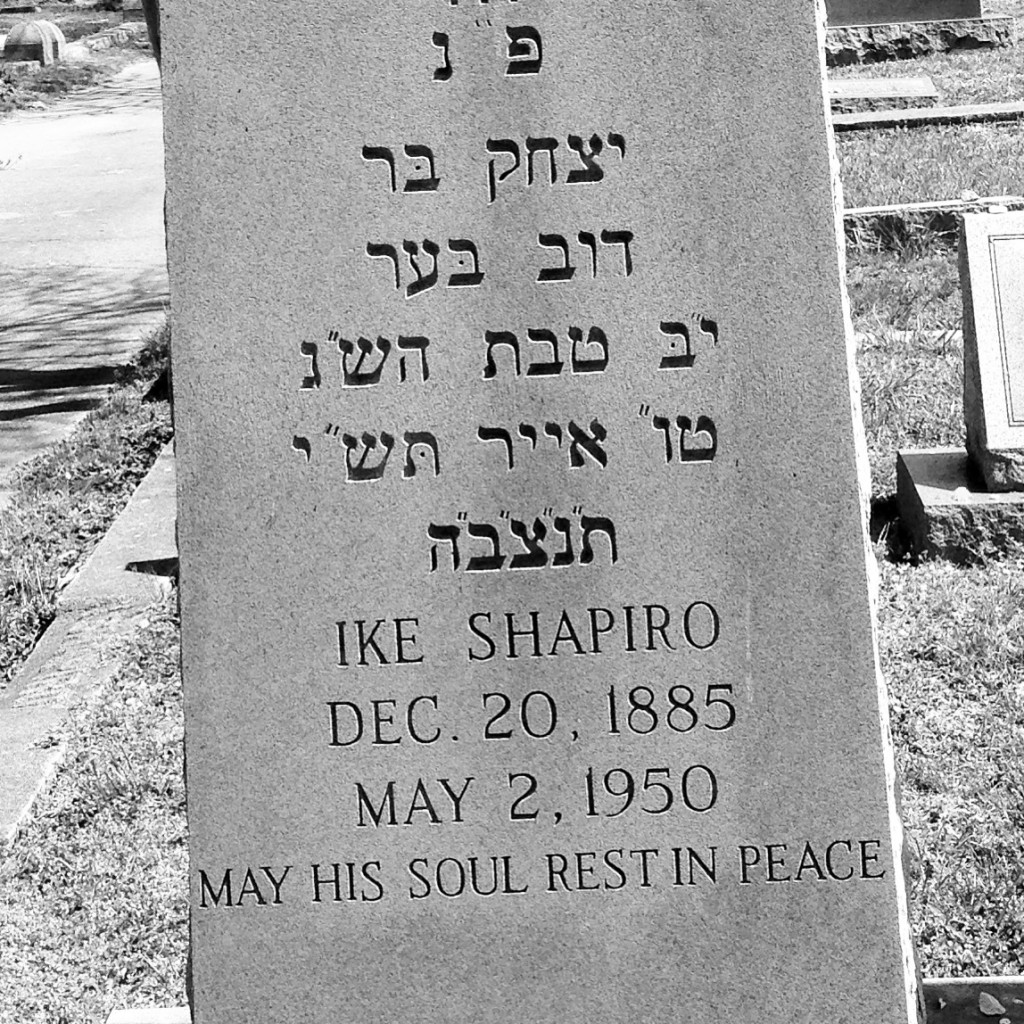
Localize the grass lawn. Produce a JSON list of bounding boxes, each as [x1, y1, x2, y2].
[[1, 17, 1024, 1024]]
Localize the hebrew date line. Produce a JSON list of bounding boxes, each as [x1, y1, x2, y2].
[[366, 238, 484, 297], [658, 315, 720, 370], [293, 426, 441, 481], [483, 325, 608, 379], [299, 335, 429, 390], [428, 508, 617, 573], [487, 132, 626, 203], [478, 419, 608, 470], [638, 404, 718, 463], [362, 144, 440, 193], [538, 229, 633, 282]]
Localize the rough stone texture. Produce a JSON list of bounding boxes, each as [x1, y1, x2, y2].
[[962, 212, 1024, 492], [164, 2, 920, 1023], [826, 16, 1014, 64], [924, 978, 1024, 1024], [897, 448, 1024, 562], [826, 0, 980, 27], [2, 19, 65, 65]]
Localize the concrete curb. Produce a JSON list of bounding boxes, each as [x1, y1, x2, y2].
[[0, 441, 178, 845]]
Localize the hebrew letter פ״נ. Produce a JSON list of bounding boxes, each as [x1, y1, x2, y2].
[[506, 25, 542, 75]]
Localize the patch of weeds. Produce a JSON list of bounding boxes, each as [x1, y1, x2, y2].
[[880, 558, 1024, 975], [0, 320, 172, 687], [837, 122, 1024, 208], [847, 243, 960, 330], [28, 63, 104, 96], [0, 598, 188, 1024], [855, 319, 963, 496]]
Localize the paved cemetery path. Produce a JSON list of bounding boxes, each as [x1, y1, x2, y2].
[[0, 59, 166, 493]]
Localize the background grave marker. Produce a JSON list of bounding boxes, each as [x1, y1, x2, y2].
[[164, 1, 920, 1022]]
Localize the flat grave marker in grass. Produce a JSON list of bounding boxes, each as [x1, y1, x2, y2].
[[163, 1, 921, 1022], [963, 210, 1024, 491]]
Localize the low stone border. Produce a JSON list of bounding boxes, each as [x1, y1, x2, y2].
[[826, 15, 1015, 65]]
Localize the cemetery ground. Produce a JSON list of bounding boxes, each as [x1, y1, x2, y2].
[[1, 20, 1024, 1024]]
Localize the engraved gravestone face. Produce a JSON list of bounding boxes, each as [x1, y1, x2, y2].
[[963, 212, 1024, 491], [164, 2, 920, 1022]]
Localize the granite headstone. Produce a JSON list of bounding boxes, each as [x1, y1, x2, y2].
[[963, 211, 1024, 491], [164, 1, 921, 1022], [826, 0, 981, 26]]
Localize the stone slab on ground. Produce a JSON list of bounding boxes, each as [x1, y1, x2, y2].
[[828, 74, 938, 102], [825, 16, 1014, 64], [924, 976, 1024, 1024], [834, 99, 1024, 130], [897, 448, 1024, 562], [58, 440, 176, 613], [961, 211, 1024, 492], [0, 444, 178, 844]]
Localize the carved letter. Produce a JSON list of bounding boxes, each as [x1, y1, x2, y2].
[[518, 423, 538, 449], [658, 322, 694, 369], [525, 137, 557, 185], [340, 336, 391, 387], [509, 517, 548, 570], [366, 243, 401, 289], [403, 144, 440, 193], [653, 415, 673, 463], [428, 523, 460, 572], [403, 431, 441, 478], [577, 231, 598, 277], [537, 233, 575, 283], [600, 229, 634, 277], [292, 435, 312, 462], [566, 133, 604, 184], [403, 239, 440, 298], [678, 415, 717, 462], [483, 331, 521, 379], [478, 426, 515, 469], [432, 31, 453, 81], [466, 522, 506, 572], [300, 340, 321, 389], [525, 328, 563, 376], [506, 26, 542, 75], [552, 516, 574, 566], [579, 515, 617, 565], [607, 133, 626, 159], [486, 138, 521, 204], [569, 325, 609, 373], [567, 419, 608, 468], [397, 336, 431, 382], [699, 316, 719, 347], [543, 421, 563, 447], [447, 238, 484, 287], [342, 431, 396, 482], [361, 146, 396, 192]]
